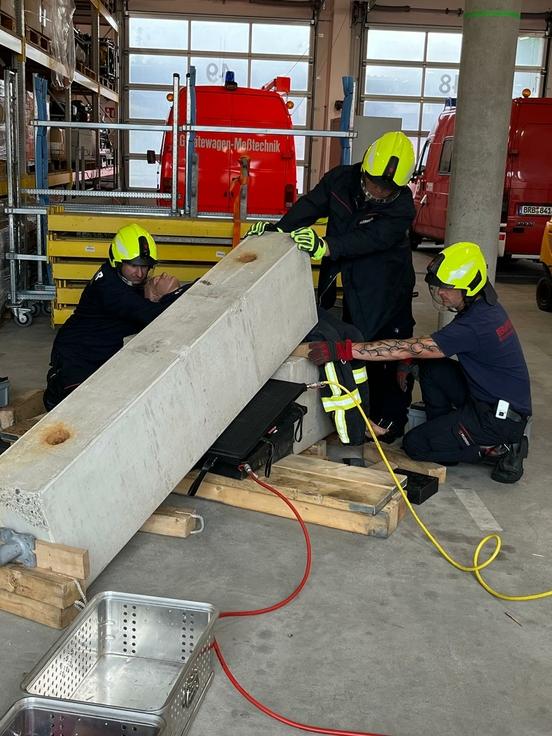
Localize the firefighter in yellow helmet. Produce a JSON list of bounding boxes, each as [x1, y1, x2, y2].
[[44, 224, 190, 410], [307, 242, 532, 483], [247, 130, 418, 442]]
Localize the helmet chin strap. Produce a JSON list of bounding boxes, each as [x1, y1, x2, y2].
[[361, 177, 401, 204], [117, 267, 145, 287]]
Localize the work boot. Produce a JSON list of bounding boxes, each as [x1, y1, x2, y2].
[[490, 436, 529, 484]]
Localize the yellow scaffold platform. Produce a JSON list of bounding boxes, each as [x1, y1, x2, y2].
[[47, 211, 333, 325]]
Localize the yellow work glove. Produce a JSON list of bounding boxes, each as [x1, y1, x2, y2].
[[290, 227, 327, 260], [245, 221, 281, 237]]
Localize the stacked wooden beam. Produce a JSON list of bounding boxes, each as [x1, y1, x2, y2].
[[0, 506, 201, 628], [174, 454, 408, 538], [0, 542, 89, 628]]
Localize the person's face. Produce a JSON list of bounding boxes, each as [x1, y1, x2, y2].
[[121, 263, 150, 285], [430, 285, 465, 312], [360, 173, 397, 203]]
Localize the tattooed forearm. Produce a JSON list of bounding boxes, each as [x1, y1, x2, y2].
[[352, 337, 444, 361]]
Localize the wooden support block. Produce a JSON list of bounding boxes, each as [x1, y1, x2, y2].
[[174, 476, 404, 537], [362, 444, 446, 484], [0, 414, 45, 443], [0, 389, 45, 429], [300, 440, 327, 459], [35, 541, 90, 581], [140, 506, 198, 538], [0, 589, 79, 629], [275, 454, 405, 494], [0, 565, 82, 608], [176, 459, 402, 516], [291, 342, 311, 359]]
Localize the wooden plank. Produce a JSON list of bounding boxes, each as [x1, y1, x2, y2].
[[275, 454, 405, 493], [363, 444, 446, 484], [140, 506, 198, 538], [0, 389, 45, 429], [0, 589, 79, 629], [175, 469, 390, 516], [174, 477, 404, 537], [0, 565, 82, 608], [267, 469, 394, 515], [35, 541, 90, 581]]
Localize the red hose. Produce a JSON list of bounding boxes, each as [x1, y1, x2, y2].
[[220, 471, 312, 618], [215, 469, 391, 736], [214, 640, 388, 736]]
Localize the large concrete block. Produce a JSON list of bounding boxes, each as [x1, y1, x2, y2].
[[0, 235, 317, 581], [271, 357, 333, 454]]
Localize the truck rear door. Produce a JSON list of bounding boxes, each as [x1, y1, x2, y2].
[[411, 111, 454, 243], [505, 99, 552, 257]]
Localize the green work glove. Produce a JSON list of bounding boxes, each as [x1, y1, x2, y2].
[[290, 227, 327, 260], [245, 221, 281, 237]]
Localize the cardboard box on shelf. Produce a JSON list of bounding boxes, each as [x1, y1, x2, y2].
[[23, 0, 42, 34], [49, 128, 66, 162], [71, 130, 97, 164], [0, 0, 16, 19]]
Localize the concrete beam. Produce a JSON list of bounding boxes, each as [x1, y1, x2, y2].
[[0, 235, 317, 581]]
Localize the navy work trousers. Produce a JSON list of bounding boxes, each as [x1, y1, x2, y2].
[[403, 359, 526, 465]]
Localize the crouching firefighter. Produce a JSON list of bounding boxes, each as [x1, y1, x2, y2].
[[44, 224, 189, 410], [306, 310, 386, 450], [306, 243, 532, 484]]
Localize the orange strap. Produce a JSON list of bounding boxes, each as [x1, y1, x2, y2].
[[231, 157, 250, 248]]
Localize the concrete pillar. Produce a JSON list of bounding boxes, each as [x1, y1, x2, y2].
[[0, 235, 317, 581], [445, 0, 521, 284]]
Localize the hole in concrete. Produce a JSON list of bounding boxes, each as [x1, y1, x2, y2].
[[236, 251, 257, 263], [200, 279, 212, 286], [43, 424, 71, 446]]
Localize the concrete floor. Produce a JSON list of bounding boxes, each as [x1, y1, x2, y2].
[[0, 252, 551, 736]]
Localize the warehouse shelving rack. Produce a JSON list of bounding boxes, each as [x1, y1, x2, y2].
[[0, 0, 120, 324], [4, 62, 354, 327]]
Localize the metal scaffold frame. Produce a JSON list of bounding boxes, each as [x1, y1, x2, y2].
[[3, 68, 356, 327]]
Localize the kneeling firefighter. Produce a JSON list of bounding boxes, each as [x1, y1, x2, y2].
[[306, 242, 532, 484]]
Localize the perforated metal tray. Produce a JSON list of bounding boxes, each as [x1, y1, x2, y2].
[[22, 592, 218, 736], [0, 697, 165, 736]]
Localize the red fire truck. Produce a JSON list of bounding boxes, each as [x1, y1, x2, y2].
[[410, 96, 552, 258], [158, 75, 297, 215]]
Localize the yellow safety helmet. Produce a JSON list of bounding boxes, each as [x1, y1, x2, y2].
[[109, 224, 158, 268], [361, 131, 416, 189], [425, 242, 487, 297]]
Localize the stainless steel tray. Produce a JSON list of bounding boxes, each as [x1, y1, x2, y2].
[[0, 696, 165, 736], [22, 592, 218, 736]]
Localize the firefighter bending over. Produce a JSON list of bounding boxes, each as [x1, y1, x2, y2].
[[307, 242, 532, 484], [247, 131, 417, 443], [44, 224, 190, 410]]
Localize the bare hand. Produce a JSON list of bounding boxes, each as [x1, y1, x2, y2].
[[367, 420, 389, 438], [144, 273, 180, 302]]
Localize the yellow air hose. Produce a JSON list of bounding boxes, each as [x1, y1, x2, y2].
[[318, 379, 552, 602]]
